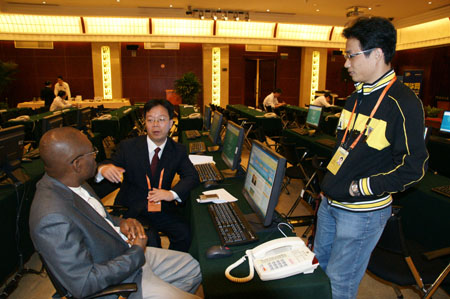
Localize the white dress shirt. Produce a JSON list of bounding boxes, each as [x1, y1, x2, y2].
[[263, 93, 279, 108], [312, 95, 332, 107], [54, 81, 71, 100], [50, 96, 71, 111]]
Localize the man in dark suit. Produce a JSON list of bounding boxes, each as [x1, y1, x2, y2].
[[40, 80, 54, 109], [98, 99, 199, 252], [29, 127, 202, 299]]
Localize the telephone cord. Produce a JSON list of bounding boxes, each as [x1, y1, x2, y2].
[[225, 250, 254, 283]]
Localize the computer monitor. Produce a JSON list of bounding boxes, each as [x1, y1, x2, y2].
[[208, 111, 223, 145], [0, 125, 25, 179], [242, 140, 286, 228], [440, 111, 450, 135], [203, 105, 212, 130], [77, 108, 91, 129], [41, 114, 64, 136], [221, 121, 245, 171], [305, 105, 323, 129]]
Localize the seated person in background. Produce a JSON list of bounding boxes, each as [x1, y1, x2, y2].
[[263, 88, 286, 110], [29, 127, 202, 299], [40, 80, 54, 109], [97, 99, 199, 252], [54, 75, 71, 100], [50, 90, 72, 111], [312, 92, 332, 107]]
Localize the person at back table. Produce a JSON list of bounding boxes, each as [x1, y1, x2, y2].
[[50, 90, 73, 111], [97, 99, 200, 252], [40, 80, 54, 109], [29, 127, 202, 299], [263, 88, 286, 110], [312, 92, 332, 107], [54, 75, 71, 100]]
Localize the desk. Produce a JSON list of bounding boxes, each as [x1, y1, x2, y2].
[[91, 106, 137, 142], [182, 133, 332, 298], [427, 136, 450, 177], [17, 99, 131, 110], [17, 100, 45, 110], [0, 107, 33, 125], [0, 159, 45, 283], [227, 104, 282, 137], [178, 105, 203, 132], [282, 105, 339, 136], [282, 129, 335, 159]]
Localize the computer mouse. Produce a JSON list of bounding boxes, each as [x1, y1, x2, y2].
[[203, 180, 219, 189], [205, 245, 232, 259]]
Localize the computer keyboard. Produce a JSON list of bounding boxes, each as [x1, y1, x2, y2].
[[292, 128, 310, 136], [189, 141, 206, 154], [185, 130, 201, 139], [431, 185, 450, 198], [194, 163, 224, 183], [208, 202, 259, 246], [315, 139, 337, 148]]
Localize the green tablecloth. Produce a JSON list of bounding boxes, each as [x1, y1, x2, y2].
[[427, 136, 450, 177], [91, 106, 137, 142], [0, 107, 33, 126], [227, 104, 282, 137], [178, 105, 203, 132], [182, 133, 332, 298], [0, 159, 45, 283], [282, 105, 339, 136], [282, 129, 336, 159]]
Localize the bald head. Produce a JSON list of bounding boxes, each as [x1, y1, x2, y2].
[[40, 127, 94, 182]]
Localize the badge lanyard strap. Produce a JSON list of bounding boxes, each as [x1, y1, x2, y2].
[[340, 76, 397, 150]]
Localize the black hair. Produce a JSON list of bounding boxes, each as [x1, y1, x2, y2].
[[57, 90, 66, 97], [44, 81, 51, 86], [57, 76, 63, 80], [324, 92, 331, 98], [144, 99, 174, 119], [342, 16, 397, 64], [274, 88, 282, 94]]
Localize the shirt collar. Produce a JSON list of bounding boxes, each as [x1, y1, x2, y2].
[[355, 69, 396, 95], [146, 136, 167, 154]]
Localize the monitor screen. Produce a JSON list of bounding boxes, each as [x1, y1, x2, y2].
[[221, 121, 244, 171], [0, 125, 25, 171], [306, 105, 323, 129], [208, 111, 223, 145], [42, 114, 64, 137], [203, 105, 212, 130], [242, 140, 286, 227], [440, 111, 450, 133]]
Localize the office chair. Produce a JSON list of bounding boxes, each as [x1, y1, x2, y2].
[[39, 254, 137, 299], [367, 211, 450, 299], [278, 140, 310, 195]]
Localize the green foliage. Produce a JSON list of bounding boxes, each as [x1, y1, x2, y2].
[[424, 105, 443, 118], [174, 72, 201, 105], [0, 60, 18, 102]]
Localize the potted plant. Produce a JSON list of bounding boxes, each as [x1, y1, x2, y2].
[[174, 72, 201, 105], [424, 105, 443, 118], [0, 60, 18, 108]]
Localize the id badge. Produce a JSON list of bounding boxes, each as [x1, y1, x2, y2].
[[327, 146, 349, 175]]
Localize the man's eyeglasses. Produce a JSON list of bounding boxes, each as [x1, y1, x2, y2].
[[147, 117, 169, 124], [71, 147, 99, 164], [343, 48, 376, 60]]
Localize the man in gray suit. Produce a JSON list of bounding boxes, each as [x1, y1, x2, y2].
[[29, 127, 202, 299]]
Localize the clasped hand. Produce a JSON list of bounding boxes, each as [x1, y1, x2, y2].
[[147, 189, 174, 203], [119, 218, 147, 251]]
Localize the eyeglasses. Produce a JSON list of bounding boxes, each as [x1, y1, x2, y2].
[[343, 48, 376, 60], [70, 147, 99, 164], [147, 117, 169, 124]]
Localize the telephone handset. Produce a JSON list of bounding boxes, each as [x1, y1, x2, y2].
[[225, 237, 318, 282]]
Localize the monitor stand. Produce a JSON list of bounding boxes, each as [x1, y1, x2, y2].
[[0, 166, 29, 186], [207, 145, 220, 152], [244, 213, 279, 233], [220, 165, 246, 179]]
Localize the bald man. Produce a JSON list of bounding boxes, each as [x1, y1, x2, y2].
[[29, 127, 202, 299]]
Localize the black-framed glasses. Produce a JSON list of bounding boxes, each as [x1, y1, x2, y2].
[[343, 48, 376, 60], [70, 147, 99, 164]]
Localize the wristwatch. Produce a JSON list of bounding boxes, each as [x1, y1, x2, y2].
[[350, 180, 361, 197]]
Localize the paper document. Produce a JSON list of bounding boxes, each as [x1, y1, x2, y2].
[[196, 188, 238, 204], [189, 155, 214, 165]]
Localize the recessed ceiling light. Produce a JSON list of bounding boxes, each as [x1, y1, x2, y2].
[[316, 9, 320, 12], [169, 4, 173, 7], [266, 9, 270, 12], [42, 1, 46, 3], [116, 0, 120, 2], [428, 1, 432, 4], [368, 7, 372, 10]]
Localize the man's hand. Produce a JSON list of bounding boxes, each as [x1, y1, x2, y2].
[[119, 218, 146, 242], [101, 164, 125, 183], [147, 189, 174, 203], [131, 235, 148, 252]]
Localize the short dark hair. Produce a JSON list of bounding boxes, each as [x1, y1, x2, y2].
[[274, 88, 282, 94], [324, 92, 331, 98], [57, 76, 63, 80], [57, 90, 66, 97], [44, 81, 51, 86], [144, 99, 174, 119], [343, 16, 397, 64]]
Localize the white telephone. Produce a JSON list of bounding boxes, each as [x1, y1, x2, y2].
[[225, 237, 318, 282]]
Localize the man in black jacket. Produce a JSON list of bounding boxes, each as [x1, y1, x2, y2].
[[314, 17, 428, 299], [40, 81, 54, 109], [98, 99, 199, 252]]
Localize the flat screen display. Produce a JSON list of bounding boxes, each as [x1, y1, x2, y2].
[[306, 105, 322, 129], [440, 111, 450, 133]]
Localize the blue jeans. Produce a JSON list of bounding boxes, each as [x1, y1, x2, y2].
[[314, 198, 391, 299]]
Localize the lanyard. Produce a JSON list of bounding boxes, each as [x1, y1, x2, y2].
[[340, 76, 397, 150], [146, 168, 165, 190]]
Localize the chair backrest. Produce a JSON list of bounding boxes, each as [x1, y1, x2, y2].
[[279, 140, 301, 165], [376, 214, 409, 255], [39, 253, 73, 298]]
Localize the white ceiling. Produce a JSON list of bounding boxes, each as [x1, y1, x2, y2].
[[1, 0, 450, 28]]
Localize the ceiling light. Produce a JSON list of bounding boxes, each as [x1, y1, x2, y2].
[[213, 13, 218, 21], [316, 9, 320, 12], [266, 9, 270, 12], [368, 7, 372, 10], [428, 1, 432, 4], [170, 4, 173, 7]]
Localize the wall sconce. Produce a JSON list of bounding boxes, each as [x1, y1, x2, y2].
[[101, 46, 112, 99], [310, 51, 320, 103], [211, 47, 221, 106]]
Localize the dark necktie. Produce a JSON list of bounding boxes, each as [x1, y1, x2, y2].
[[151, 147, 161, 178]]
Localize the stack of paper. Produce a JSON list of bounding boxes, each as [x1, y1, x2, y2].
[[196, 188, 238, 204]]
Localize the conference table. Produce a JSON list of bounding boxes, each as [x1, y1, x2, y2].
[[178, 104, 203, 132], [226, 104, 282, 137], [91, 105, 138, 142], [182, 133, 332, 298], [17, 99, 131, 110]]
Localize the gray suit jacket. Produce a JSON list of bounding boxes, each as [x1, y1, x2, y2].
[[29, 174, 145, 299]]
